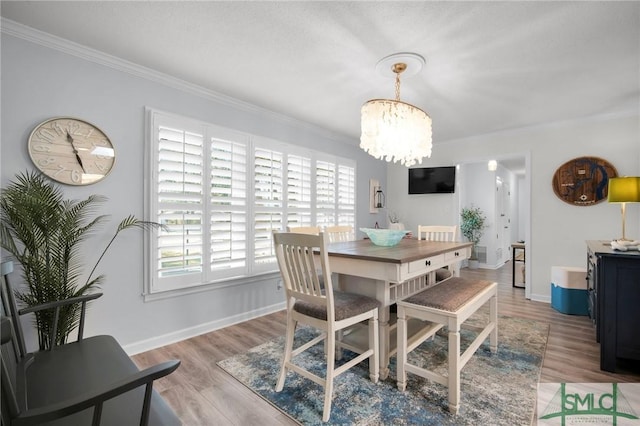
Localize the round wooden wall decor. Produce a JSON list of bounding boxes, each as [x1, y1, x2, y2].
[[552, 156, 618, 206]]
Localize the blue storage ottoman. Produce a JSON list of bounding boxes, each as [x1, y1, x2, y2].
[[551, 266, 588, 315]]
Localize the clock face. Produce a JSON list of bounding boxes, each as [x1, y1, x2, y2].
[[28, 117, 115, 185]]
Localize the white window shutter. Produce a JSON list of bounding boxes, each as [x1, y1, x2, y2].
[[286, 154, 312, 227], [147, 110, 357, 295], [210, 137, 248, 276], [156, 126, 204, 282], [253, 148, 283, 269]]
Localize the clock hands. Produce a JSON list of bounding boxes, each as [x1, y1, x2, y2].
[[66, 132, 87, 174]]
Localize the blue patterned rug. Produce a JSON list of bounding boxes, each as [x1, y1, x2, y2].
[[218, 313, 548, 425]]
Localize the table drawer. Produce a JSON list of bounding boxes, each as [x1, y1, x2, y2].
[[445, 247, 469, 262], [407, 254, 445, 275]]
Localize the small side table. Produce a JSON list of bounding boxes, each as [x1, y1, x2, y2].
[[511, 242, 525, 288]]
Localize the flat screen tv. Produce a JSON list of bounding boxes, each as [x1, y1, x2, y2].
[[408, 166, 456, 194]]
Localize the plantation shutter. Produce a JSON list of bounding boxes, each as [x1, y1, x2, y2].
[[315, 160, 336, 226], [210, 136, 248, 278], [286, 154, 312, 227], [147, 109, 358, 295], [254, 147, 283, 269], [155, 125, 204, 286], [337, 164, 356, 226]]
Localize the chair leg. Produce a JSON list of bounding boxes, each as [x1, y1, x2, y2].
[[490, 293, 498, 353], [276, 314, 297, 392], [396, 307, 407, 392], [448, 321, 461, 415], [335, 329, 344, 361], [369, 311, 379, 384], [322, 331, 336, 422]]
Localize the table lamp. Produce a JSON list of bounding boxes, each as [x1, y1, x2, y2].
[[608, 176, 640, 241]]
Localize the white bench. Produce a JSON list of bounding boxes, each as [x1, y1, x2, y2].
[[396, 277, 498, 414]]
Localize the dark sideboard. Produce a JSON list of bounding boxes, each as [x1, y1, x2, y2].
[[586, 241, 640, 372]]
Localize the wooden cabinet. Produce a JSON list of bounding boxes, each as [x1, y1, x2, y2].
[[586, 241, 640, 372]]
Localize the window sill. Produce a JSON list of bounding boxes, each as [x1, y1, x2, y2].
[[143, 271, 281, 302]]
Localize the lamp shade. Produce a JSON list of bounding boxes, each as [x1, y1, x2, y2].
[[608, 177, 640, 203], [360, 99, 432, 167], [360, 53, 432, 167]]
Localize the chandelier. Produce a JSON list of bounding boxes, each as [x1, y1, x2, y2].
[[360, 53, 432, 167]]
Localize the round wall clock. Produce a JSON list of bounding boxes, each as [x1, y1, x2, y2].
[[551, 156, 618, 206], [28, 117, 115, 185]]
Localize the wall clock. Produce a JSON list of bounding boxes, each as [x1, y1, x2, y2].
[[28, 117, 115, 185], [551, 156, 618, 206]]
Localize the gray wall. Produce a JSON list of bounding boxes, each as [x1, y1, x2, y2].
[[1, 31, 388, 353], [388, 114, 640, 302]]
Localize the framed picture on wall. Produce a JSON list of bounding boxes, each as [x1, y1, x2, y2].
[[551, 156, 618, 206]]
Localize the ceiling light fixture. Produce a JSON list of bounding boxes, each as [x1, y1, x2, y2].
[[488, 160, 498, 171], [360, 53, 432, 167]]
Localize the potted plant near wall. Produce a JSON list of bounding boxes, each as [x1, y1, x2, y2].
[[0, 171, 162, 350], [460, 205, 487, 269]]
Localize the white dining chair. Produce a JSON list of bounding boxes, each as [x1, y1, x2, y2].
[[324, 225, 355, 243], [273, 231, 380, 422], [286, 225, 321, 235], [417, 225, 457, 242], [417, 225, 458, 281]]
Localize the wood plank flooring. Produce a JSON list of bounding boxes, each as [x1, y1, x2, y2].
[[132, 263, 640, 425]]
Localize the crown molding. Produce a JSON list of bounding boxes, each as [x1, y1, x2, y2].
[[1, 18, 356, 146], [440, 109, 639, 146]]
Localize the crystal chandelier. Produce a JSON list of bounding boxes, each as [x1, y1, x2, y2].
[[360, 53, 432, 167]]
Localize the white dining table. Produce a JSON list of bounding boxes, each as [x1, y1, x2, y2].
[[326, 237, 472, 379]]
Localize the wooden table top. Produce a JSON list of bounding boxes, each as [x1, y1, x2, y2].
[[326, 238, 472, 264]]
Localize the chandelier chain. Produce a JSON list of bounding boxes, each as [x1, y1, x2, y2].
[[395, 73, 401, 101]]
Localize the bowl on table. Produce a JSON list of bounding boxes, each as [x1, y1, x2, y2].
[[360, 228, 410, 247]]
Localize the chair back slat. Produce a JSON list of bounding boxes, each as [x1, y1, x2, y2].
[[286, 226, 321, 235], [286, 244, 322, 296], [417, 225, 457, 242], [325, 225, 355, 243], [273, 231, 333, 312], [0, 262, 27, 359]]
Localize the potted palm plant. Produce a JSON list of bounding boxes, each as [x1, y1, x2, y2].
[[460, 205, 487, 269], [0, 171, 161, 349]]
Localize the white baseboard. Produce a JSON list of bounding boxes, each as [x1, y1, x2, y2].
[[123, 301, 286, 355], [530, 293, 551, 303]]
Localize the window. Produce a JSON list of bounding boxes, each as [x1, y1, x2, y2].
[[146, 109, 356, 294]]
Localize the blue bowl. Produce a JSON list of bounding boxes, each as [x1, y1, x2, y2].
[[360, 228, 409, 247]]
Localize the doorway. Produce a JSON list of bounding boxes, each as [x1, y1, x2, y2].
[[458, 155, 529, 296]]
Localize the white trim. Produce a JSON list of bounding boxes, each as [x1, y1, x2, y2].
[[438, 111, 637, 146], [123, 302, 286, 356], [529, 293, 551, 304], [0, 18, 356, 146], [143, 270, 281, 302]]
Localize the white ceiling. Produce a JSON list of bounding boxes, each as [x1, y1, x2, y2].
[[2, 1, 639, 173]]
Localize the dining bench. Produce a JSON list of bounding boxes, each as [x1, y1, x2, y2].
[[0, 261, 181, 425], [396, 277, 498, 414]]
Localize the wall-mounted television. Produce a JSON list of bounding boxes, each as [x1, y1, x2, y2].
[[408, 166, 456, 194]]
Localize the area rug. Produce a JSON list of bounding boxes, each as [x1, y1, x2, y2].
[[218, 313, 548, 425]]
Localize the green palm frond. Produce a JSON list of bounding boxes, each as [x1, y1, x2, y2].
[[1, 171, 161, 349]]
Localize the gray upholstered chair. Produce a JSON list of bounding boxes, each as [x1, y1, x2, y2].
[[273, 231, 380, 422]]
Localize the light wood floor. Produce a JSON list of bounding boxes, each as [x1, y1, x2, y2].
[[132, 263, 640, 425]]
